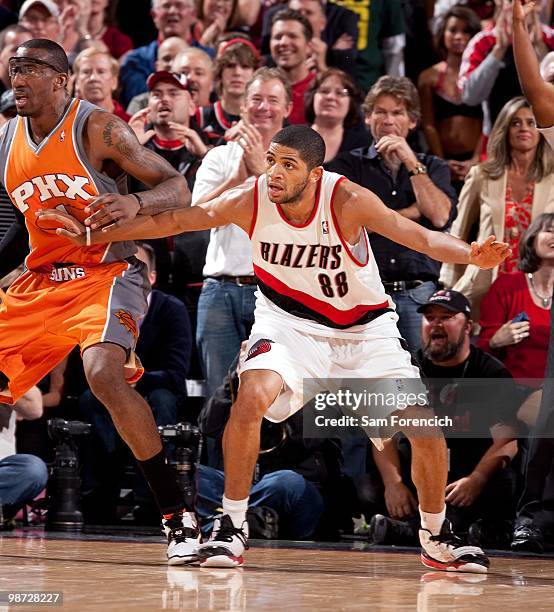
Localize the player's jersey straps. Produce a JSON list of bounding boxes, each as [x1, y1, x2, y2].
[[250, 171, 393, 329]]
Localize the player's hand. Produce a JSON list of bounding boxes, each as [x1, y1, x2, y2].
[[84, 193, 140, 230], [445, 474, 486, 507], [35, 209, 86, 244], [489, 320, 531, 349], [375, 136, 419, 169], [513, 0, 538, 24], [129, 108, 155, 145], [468, 235, 511, 269], [384, 481, 418, 519], [168, 122, 208, 157]]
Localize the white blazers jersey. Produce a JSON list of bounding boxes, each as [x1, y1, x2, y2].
[[250, 171, 394, 335]]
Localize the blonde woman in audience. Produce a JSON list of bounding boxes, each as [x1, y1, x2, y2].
[[441, 96, 554, 316]]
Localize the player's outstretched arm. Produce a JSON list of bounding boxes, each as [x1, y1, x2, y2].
[[82, 111, 191, 229], [36, 181, 256, 244], [342, 180, 510, 269], [513, 0, 554, 127]]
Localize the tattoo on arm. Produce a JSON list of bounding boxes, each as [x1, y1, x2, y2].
[[99, 114, 191, 214]]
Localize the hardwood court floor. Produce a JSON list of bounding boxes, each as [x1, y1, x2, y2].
[[1, 531, 554, 611]]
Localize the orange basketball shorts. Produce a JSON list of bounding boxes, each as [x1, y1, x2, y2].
[[0, 259, 148, 404]]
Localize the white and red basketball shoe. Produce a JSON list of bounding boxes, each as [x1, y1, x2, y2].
[[197, 514, 249, 568], [419, 519, 489, 573], [163, 510, 201, 565]]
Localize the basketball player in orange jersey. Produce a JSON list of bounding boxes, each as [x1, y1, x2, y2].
[[40, 125, 510, 573], [0, 39, 202, 565]]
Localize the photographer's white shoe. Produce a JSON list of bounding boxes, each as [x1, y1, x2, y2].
[[163, 510, 201, 565]]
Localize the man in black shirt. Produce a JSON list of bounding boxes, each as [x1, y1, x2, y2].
[[128, 70, 210, 298], [328, 76, 457, 351], [368, 289, 519, 548]]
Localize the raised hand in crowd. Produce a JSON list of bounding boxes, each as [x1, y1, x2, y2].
[[167, 122, 209, 158], [232, 119, 267, 176], [129, 108, 155, 145], [488, 319, 531, 349]]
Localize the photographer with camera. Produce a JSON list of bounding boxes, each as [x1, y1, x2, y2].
[[0, 385, 48, 527], [78, 241, 192, 524]]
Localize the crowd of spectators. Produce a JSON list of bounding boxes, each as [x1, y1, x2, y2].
[[1, 0, 554, 553]]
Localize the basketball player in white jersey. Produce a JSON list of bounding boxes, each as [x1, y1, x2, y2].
[[513, 0, 554, 145], [39, 125, 510, 573]]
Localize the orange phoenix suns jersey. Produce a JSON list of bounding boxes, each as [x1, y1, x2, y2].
[[0, 98, 135, 271]]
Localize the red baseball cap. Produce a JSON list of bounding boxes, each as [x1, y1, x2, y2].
[[146, 71, 189, 91]]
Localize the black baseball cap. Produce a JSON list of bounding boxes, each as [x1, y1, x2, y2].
[[416, 289, 471, 315]]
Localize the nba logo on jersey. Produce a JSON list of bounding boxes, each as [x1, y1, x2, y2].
[[321, 220, 329, 234], [60, 130, 65, 142]]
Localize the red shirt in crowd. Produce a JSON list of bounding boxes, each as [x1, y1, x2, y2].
[[102, 25, 134, 60], [289, 71, 316, 125], [477, 271, 551, 383], [501, 183, 534, 274]]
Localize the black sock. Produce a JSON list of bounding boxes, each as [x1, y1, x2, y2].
[[136, 449, 185, 516]]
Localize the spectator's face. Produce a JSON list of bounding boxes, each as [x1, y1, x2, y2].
[[421, 306, 470, 363], [508, 107, 540, 154], [365, 94, 416, 141], [533, 222, 554, 262], [135, 246, 157, 286], [0, 30, 33, 86], [19, 5, 61, 42], [288, 0, 325, 38], [221, 61, 254, 98], [148, 80, 191, 127], [443, 17, 473, 56], [173, 54, 213, 107], [156, 37, 189, 72], [243, 78, 291, 134], [76, 54, 117, 105], [313, 74, 350, 125], [203, 0, 234, 25], [270, 19, 310, 71], [151, 0, 196, 40]]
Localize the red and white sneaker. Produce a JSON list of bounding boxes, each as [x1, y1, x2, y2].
[[163, 510, 201, 566], [197, 514, 249, 568], [419, 520, 489, 573]]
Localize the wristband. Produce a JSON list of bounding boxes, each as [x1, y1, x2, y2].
[[85, 226, 91, 246], [130, 192, 144, 209]]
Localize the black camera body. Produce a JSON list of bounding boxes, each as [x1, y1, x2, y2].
[[159, 423, 201, 510], [46, 418, 91, 532]]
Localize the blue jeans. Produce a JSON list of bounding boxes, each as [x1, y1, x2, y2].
[[196, 279, 257, 397], [0, 454, 48, 507], [389, 281, 437, 352], [196, 464, 324, 539]]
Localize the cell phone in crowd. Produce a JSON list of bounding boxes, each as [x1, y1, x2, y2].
[[512, 311, 530, 323]]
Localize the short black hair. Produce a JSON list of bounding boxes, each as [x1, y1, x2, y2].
[[271, 125, 325, 170], [17, 38, 69, 73]]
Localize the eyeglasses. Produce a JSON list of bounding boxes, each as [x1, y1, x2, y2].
[[8, 57, 63, 78], [316, 87, 350, 98]]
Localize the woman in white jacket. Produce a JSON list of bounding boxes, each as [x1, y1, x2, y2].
[[440, 96, 554, 316]]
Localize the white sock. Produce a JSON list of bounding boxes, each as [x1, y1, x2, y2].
[[419, 507, 446, 536], [222, 495, 249, 529]]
